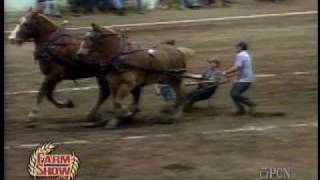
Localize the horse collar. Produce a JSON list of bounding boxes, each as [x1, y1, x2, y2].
[[47, 29, 62, 42]]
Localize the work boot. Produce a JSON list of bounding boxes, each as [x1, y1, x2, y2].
[[248, 104, 257, 116]]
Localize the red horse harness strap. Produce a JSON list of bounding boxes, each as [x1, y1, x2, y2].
[[34, 29, 78, 68]]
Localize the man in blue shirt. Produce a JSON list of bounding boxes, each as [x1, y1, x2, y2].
[[223, 41, 256, 115], [184, 58, 223, 110]]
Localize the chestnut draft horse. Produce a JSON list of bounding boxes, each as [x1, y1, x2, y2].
[[77, 23, 195, 127], [8, 10, 111, 126]]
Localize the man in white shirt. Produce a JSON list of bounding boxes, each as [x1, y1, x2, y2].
[[223, 42, 256, 115]]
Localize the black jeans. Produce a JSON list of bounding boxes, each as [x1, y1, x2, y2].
[[230, 82, 254, 112], [184, 85, 218, 108]]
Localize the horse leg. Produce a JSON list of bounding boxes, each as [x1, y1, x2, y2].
[[129, 84, 144, 114], [169, 80, 186, 120], [111, 84, 125, 110], [27, 77, 48, 122], [108, 75, 131, 111], [27, 76, 71, 123], [115, 85, 131, 113], [106, 84, 131, 129], [87, 76, 110, 121], [45, 76, 75, 108]]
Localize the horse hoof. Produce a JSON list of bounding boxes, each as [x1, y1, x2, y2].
[[25, 119, 40, 128], [158, 118, 175, 124], [28, 112, 38, 122], [66, 99, 75, 108], [157, 115, 178, 124], [25, 122, 39, 128], [88, 120, 108, 128], [131, 108, 140, 114], [161, 109, 174, 114], [129, 105, 141, 114], [86, 113, 100, 122], [123, 111, 134, 118], [160, 105, 175, 114], [105, 118, 120, 129]]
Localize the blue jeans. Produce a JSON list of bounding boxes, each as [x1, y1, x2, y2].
[[136, 0, 142, 10], [39, 1, 61, 16], [178, 0, 198, 7], [177, 0, 186, 6], [230, 82, 254, 112], [109, 0, 123, 9], [184, 85, 218, 108], [97, 0, 123, 9], [86, 0, 97, 8]]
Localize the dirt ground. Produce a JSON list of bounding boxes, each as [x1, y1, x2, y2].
[[4, 0, 317, 180]]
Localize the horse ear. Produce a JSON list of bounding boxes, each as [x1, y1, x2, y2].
[[91, 23, 97, 30], [91, 23, 102, 32], [31, 11, 40, 18]]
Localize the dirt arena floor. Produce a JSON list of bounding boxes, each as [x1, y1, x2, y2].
[[4, 0, 317, 179]]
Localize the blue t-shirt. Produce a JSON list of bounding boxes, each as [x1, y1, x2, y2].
[[234, 50, 254, 82], [201, 68, 223, 81], [200, 68, 223, 88]]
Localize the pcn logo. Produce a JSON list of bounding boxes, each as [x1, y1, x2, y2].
[[28, 143, 80, 180], [260, 167, 291, 179]]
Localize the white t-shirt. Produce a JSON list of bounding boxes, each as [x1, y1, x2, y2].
[[234, 50, 254, 82]]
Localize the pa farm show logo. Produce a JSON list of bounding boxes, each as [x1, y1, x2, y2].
[[28, 143, 80, 180]]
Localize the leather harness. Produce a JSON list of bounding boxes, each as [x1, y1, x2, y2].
[[34, 29, 186, 77], [34, 29, 77, 68]]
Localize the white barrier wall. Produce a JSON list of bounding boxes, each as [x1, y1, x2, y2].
[[5, 0, 36, 12], [4, 0, 158, 12], [5, 0, 67, 12]]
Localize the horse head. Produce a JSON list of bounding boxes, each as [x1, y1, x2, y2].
[[8, 8, 58, 46], [77, 23, 121, 59]]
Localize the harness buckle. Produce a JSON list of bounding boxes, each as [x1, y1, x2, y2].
[[147, 49, 155, 56]]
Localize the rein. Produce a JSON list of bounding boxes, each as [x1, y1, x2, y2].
[[90, 31, 198, 79], [94, 33, 190, 77]]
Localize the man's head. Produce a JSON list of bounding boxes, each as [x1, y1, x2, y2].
[[207, 57, 220, 69], [236, 41, 248, 52]]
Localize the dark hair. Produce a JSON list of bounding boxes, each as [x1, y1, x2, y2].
[[208, 58, 220, 67], [213, 60, 220, 67], [236, 41, 248, 50]]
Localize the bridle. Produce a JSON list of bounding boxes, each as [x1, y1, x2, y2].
[[15, 14, 80, 46]]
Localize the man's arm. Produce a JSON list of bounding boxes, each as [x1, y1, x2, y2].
[[223, 55, 243, 76], [223, 65, 238, 76], [185, 79, 230, 86], [181, 73, 203, 79]]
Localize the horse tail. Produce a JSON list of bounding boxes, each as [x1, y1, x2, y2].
[[176, 47, 195, 60]]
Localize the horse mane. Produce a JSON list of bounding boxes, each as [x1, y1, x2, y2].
[[102, 26, 118, 35], [38, 13, 58, 27]]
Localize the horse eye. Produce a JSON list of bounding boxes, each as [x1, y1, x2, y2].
[[22, 22, 31, 27]]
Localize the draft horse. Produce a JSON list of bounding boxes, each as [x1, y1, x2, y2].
[[77, 23, 195, 127], [8, 10, 111, 126]]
